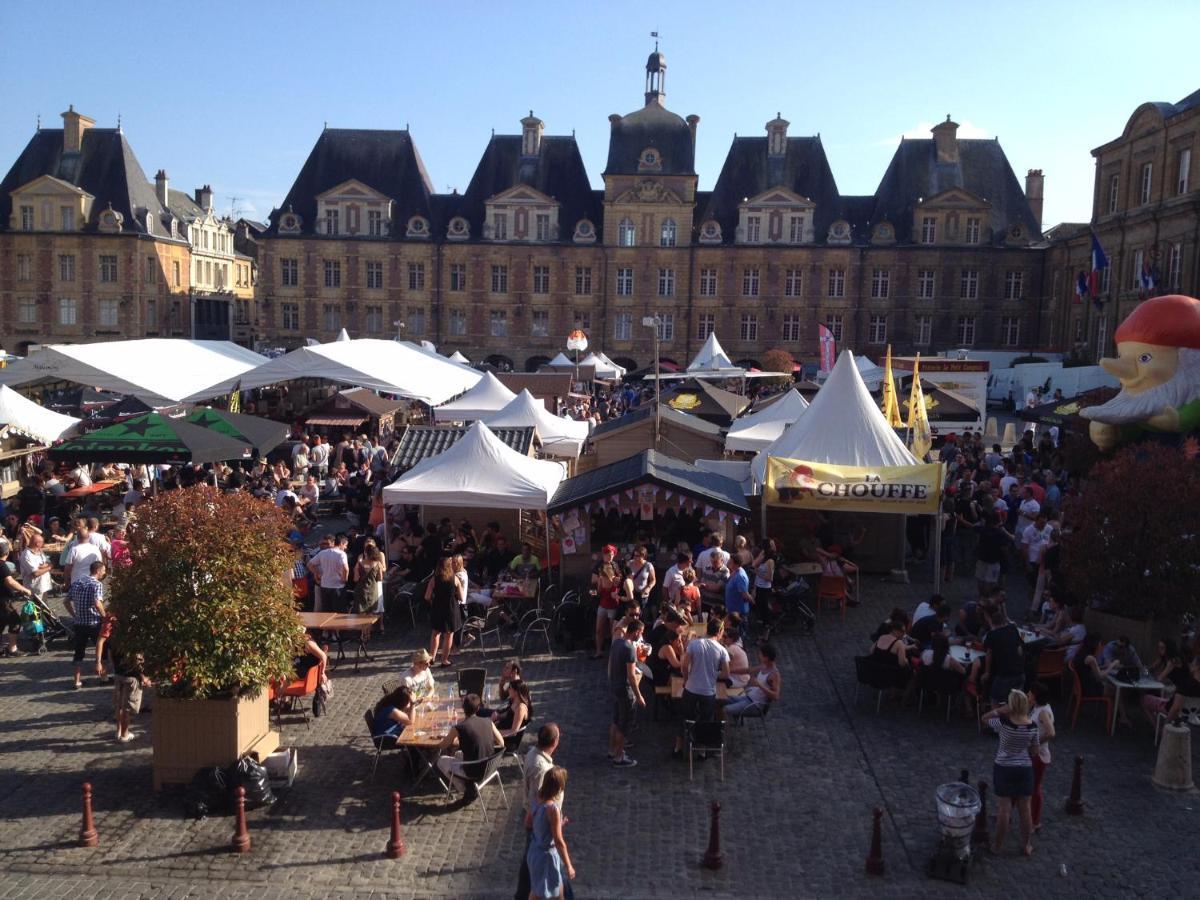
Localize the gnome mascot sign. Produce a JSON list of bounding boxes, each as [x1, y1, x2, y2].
[[1081, 294, 1200, 450]]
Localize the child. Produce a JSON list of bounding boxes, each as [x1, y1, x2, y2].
[[111, 644, 151, 743]]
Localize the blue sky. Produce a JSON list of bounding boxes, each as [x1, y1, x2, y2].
[[2, 1, 1196, 228]]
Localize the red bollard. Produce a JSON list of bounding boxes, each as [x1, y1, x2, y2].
[[231, 786, 251, 853], [865, 807, 884, 875], [971, 780, 990, 845], [1066, 755, 1084, 815], [701, 800, 723, 870], [385, 790, 406, 859], [78, 782, 98, 848]]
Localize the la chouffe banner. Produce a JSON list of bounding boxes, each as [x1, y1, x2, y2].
[[764, 457, 943, 515]]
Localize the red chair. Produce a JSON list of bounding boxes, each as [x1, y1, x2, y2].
[[816, 575, 848, 622], [270, 665, 320, 729], [1067, 666, 1112, 731], [1035, 646, 1068, 697]]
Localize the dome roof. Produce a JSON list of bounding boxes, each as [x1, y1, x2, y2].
[[646, 51, 666, 73]]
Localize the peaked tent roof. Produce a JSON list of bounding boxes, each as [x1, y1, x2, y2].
[[0, 340, 266, 404], [186, 338, 481, 406], [725, 389, 809, 452], [483, 389, 589, 459], [687, 333, 739, 375], [0, 385, 81, 444], [751, 350, 918, 484], [546, 352, 574, 367], [596, 352, 627, 377], [449, 350, 470, 364], [382, 422, 564, 510], [661, 378, 749, 425], [434, 371, 518, 422], [49, 412, 254, 465], [579, 353, 622, 380], [335, 328, 351, 342], [184, 408, 289, 458]]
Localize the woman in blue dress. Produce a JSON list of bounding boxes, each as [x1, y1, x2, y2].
[[371, 684, 413, 739], [526, 766, 574, 899]]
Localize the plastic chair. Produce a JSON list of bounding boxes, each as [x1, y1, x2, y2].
[[440, 750, 509, 822], [685, 720, 725, 782], [271, 665, 320, 729], [1068, 666, 1113, 731], [816, 575, 848, 622], [457, 667, 486, 698], [853, 655, 909, 713], [1034, 646, 1068, 695], [917, 665, 966, 722]]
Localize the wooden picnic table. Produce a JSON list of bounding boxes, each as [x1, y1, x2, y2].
[[324, 613, 380, 671], [62, 480, 123, 499], [297, 611, 337, 629]]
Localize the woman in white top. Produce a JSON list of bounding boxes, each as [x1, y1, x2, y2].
[[1026, 681, 1055, 834], [626, 547, 656, 613], [725, 643, 781, 719]]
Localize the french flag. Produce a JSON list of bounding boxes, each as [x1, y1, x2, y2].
[[1087, 233, 1109, 297], [1140, 259, 1157, 296], [1074, 273, 1088, 305]]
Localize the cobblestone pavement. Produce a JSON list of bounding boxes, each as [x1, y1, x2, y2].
[[0, 552, 1197, 899]]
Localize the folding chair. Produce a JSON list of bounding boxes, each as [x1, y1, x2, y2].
[[440, 750, 508, 822], [462, 606, 506, 654], [685, 720, 725, 782]]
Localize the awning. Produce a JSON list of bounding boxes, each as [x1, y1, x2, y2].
[[306, 414, 368, 427]]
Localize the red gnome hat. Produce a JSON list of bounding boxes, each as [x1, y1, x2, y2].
[[1113, 294, 1200, 350]]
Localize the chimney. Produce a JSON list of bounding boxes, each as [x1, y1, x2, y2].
[[60, 104, 95, 154], [155, 170, 169, 208], [686, 114, 701, 152], [1024, 169, 1044, 229], [520, 111, 544, 157], [195, 184, 213, 210], [766, 112, 789, 157], [931, 115, 959, 164]]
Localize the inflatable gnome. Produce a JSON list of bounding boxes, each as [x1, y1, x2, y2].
[[1081, 294, 1200, 451]]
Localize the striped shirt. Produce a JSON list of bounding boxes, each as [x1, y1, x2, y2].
[[68, 576, 105, 627], [988, 715, 1040, 767]]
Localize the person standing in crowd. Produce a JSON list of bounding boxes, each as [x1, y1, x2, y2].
[[307, 534, 349, 613], [608, 617, 644, 767], [309, 435, 330, 480], [425, 557, 462, 667], [526, 766, 575, 900], [626, 546, 656, 617], [19, 531, 53, 604], [1026, 681, 1055, 833], [516, 724, 574, 900], [0, 544, 35, 657], [982, 690, 1040, 857], [591, 546, 622, 660], [753, 539, 777, 640], [67, 560, 107, 689], [110, 638, 151, 743], [674, 616, 730, 759]]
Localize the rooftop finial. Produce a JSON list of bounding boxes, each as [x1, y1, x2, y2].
[[36, 113, 40, 131], [116, 112, 122, 132], [651, 30, 659, 51]]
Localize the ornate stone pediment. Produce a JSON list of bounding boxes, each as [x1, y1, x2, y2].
[[918, 187, 990, 209]]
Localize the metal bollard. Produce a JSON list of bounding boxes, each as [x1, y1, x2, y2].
[[79, 782, 98, 848], [865, 807, 884, 876], [971, 781, 990, 845], [231, 786, 251, 853], [386, 790, 406, 859], [701, 800, 723, 870], [1066, 755, 1084, 815]]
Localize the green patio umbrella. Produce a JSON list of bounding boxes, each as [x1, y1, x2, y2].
[[184, 408, 289, 458], [49, 412, 255, 465]]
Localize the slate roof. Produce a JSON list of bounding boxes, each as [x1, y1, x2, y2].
[[590, 403, 722, 440], [548, 449, 748, 514], [700, 136, 841, 243], [0, 127, 177, 238], [305, 387, 403, 420], [460, 135, 602, 237], [166, 187, 204, 222], [604, 101, 696, 176], [267, 128, 434, 237], [391, 424, 535, 472], [870, 138, 1041, 243]]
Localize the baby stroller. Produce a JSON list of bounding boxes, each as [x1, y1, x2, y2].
[[18, 599, 48, 655], [773, 574, 816, 635], [30, 592, 73, 648]]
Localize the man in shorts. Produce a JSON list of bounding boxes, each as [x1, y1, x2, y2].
[[112, 643, 150, 742], [607, 618, 644, 767]]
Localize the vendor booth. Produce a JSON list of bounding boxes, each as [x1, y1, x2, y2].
[[484, 389, 589, 460], [433, 372, 517, 423], [390, 425, 537, 476], [725, 389, 809, 452], [0, 385, 81, 497], [304, 388, 403, 443], [587, 404, 724, 468]]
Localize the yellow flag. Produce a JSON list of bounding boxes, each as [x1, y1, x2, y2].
[[907, 354, 932, 460], [881, 345, 903, 427]]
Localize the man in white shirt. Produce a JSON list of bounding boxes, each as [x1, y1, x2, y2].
[[291, 439, 310, 478], [309, 435, 330, 480], [1014, 487, 1041, 536], [1021, 513, 1053, 575], [674, 617, 731, 757], [62, 521, 104, 587], [69, 464, 92, 488], [307, 534, 349, 612], [661, 550, 691, 606], [695, 534, 724, 579], [19, 532, 54, 600]]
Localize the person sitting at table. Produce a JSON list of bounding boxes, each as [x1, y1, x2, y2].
[[591, 547, 622, 660], [922, 632, 967, 675], [403, 649, 436, 701], [1099, 635, 1142, 670], [721, 623, 750, 692], [436, 692, 505, 793], [495, 678, 533, 737], [481, 658, 522, 719], [869, 617, 911, 674], [1033, 592, 1069, 636], [510, 542, 541, 579], [726, 642, 781, 721], [1071, 633, 1112, 699], [68, 463, 92, 489], [872, 608, 910, 643], [371, 683, 413, 739], [912, 593, 946, 625], [649, 610, 686, 690], [1054, 606, 1088, 662], [1142, 653, 1200, 726], [956, 600, 985, 641], [294, 628, 328, 680], [910, 603, 952, 649], [1146, 639, 1183, 684]]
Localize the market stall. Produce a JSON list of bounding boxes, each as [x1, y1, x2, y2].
[[304, 388, 403, 443], [483, 389, 589, 460], [725, 388, 809, 453], [433, 372, 517, 423], [0, 386, 81, 497]]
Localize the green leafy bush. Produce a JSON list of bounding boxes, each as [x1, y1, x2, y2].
[[108, 485, 304, 699]]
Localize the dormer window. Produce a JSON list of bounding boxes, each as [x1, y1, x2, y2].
[[921, 216, 936, 244], [367, 209, 384, 236], [406, 215, 430, 239], [279, 212, 301, 234], [20, 205, 34, 230], [492, 212, 508, 240], [61, 207, 75, 231], [789, 215, 805, 244], [699, 220, 722, 244], [447, 216, 469, 240], [324, 208, 339, 235], [746, 216, 761, 243], [618, 218, 636, 247], [660, 218, 677, 247], [638, 148, 662, 172]]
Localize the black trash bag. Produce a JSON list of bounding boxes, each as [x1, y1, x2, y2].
[[184, 766, 228, 819], [228, 754, 275, 810]]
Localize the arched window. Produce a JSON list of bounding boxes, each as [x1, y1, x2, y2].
[[618, 218, 636, 247], [660, 218, 677, 247]]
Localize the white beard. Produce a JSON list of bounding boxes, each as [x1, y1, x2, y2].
[[1082, 347, 1200, 425]]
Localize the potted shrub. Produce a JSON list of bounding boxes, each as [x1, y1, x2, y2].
[[108, 485, 304, 789], [1059, 443, 1200, 660]]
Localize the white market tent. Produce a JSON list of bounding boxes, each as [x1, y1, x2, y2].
[[725, 389, 810, 452], [483, 389, 590, 459], [0, 339, 266, 405], [546, 352, 574, 367], [648, 332, 747, 382], [433, 371, 517, 422], [751, 350, 917, 485], [579, 353, 623, 380], [335, 328, 351, 342], [449, 350, 470, 364], [595, 352, 627, 378], [382, 421, 565, 510], [0, 385, 81, 443], [185, 338, 481, 406]]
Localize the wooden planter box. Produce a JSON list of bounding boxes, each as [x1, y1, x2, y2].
[[152, 690, 279, 790], [1083, 608, 1174, 666]]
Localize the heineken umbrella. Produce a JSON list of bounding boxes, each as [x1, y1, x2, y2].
[[49, 412, 254, 465], [185, 408, 289, 458]]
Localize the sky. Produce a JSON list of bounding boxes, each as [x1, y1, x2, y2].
[[2, 1, 1197, 229]]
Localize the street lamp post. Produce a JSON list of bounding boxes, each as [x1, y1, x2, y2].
[[393, 319, 405, 341], [642, 315, 662, 449]]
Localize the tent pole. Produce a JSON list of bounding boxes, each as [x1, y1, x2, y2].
[[933, 507, 943, 594]]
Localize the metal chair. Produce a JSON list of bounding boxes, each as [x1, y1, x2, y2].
[[440, 750, 508, 822], [364, 708, 401, 780], [727, 699, 772, 745], [519, 610, 554, 657], [457, 667, 486, 698], [462, 607, 507, 654], [684, 720, 725, 782], [917, 666, 966, 722], [853, 655, 909, 713], [502, 725, 529, 773]]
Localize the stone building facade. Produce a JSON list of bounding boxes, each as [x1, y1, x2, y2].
[[1045, 89, 1200, 361]]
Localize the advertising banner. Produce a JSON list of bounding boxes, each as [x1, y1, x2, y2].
[[764, 457, 943, 515]]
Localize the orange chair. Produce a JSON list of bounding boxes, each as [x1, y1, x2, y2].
[[270, 665, 320, 729], [1035, 646, 1068, 696], [816, 575, 848, 622], [1068, 666, 1112, 731]]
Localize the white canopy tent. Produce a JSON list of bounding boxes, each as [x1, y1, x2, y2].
[[546, 352, 575, 367], [0, 339, 266, 405], [751, 350, 918, 485], [0, 385, 81, 444], [595, 352, 627, 378], [335, 328, 351, 342], [449, 350, 470, 364], [578, 353, 623, 380], [725, 389, 810, 452], [185, 338, 480, 405], [382, 421, 565, 510], [646, 332, 747, 382], [483, 389, 589, 459], [433, 371, 517, 422]]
